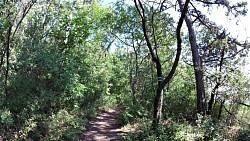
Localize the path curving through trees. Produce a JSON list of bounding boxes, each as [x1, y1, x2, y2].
[[81, 105, 126, 141]]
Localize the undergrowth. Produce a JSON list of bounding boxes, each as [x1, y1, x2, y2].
[[123, 116, 250, 141]]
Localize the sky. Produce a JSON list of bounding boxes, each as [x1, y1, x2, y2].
[[210, 1, 250, 73], [102, 0, 250, 40], [204, 1, 250, 41], [206, 1, 250, 74]]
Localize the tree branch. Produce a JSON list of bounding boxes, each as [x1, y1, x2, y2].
[[161, 0, 190, 88], [12, 1, 35, 38], [238, 102, 250, 108], [134, 0, 158, 61]]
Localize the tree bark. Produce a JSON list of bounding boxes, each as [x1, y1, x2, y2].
[[134, 0, 189, 129], [207, 47, 224, 115], [4, 25, 12, 96], [217, 99, 225, 120], [130, 36, 138, 105], [178, 0, 206, 115], [134, 0, 163, 128]]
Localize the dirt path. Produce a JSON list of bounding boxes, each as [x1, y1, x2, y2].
[[81, 105, 126, 141]]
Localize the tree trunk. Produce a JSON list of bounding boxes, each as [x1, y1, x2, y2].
[[152, 61, 163, 129], [152, 85, 163, 129], [208, 47, 224, 115], [134, 0, 188, 129], [5, 25, 12, 96], [130, 53, 136, 105], [207, 82, 219, 115], [217, 99, 225, 120], [207, 93, 215, 115], [177, 0, 206, 115]]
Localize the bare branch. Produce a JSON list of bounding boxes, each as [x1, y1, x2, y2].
[[134, 0, 157, 61], [12, 1, 36, 37], [238, 102, 250, 108]]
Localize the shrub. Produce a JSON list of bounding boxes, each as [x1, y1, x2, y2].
[[118, 104, 148, 124], [234, 128, 250, 141], [125, 119, 175, 141], [46, 109, 85, 141]]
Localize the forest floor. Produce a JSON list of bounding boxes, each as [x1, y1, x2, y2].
[[80, 105, 127, 141]]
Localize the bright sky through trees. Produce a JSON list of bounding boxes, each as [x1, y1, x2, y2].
[[102, 0, 250, 73], [102, 0, 249, 39]]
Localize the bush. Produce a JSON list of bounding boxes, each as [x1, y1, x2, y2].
[[234, 128, 250, 141], [46, 109, 85, 141], [125, 119, 175, 141], [118, 104, 148, 124], [0, 109, 14, 126]]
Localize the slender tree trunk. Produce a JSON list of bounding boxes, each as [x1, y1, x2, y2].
[[129, 53, 136, 105], [130, 33, 139, 105], [0, 51, 5, 68], [207, 93, 215, 115], [217, 99, 225, 120], [178, 0, 206, 115], [152, 62, 163, 128], [208, 47, 224, 115], [134, 0, 188, 129], [207, 82, 220, 115], [5, 25, 12, 96], [152, 85, 163, 128]]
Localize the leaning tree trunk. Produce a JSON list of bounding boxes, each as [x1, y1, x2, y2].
[[177, 0, 206, 115]]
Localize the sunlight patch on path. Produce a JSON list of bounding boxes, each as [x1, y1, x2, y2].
[[81, 106, 127, 141]]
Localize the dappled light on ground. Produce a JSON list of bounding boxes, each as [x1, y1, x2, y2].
[[81, 106, 127, 141]]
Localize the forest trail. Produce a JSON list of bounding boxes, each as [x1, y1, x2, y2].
[[81, 105, 126, 141]]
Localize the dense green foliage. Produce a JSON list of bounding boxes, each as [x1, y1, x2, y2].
[[0, 0, 249, 140], [0, 1, 128, 140]]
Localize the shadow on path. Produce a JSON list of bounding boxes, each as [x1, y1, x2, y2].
[[80, 105, 126, 141]]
